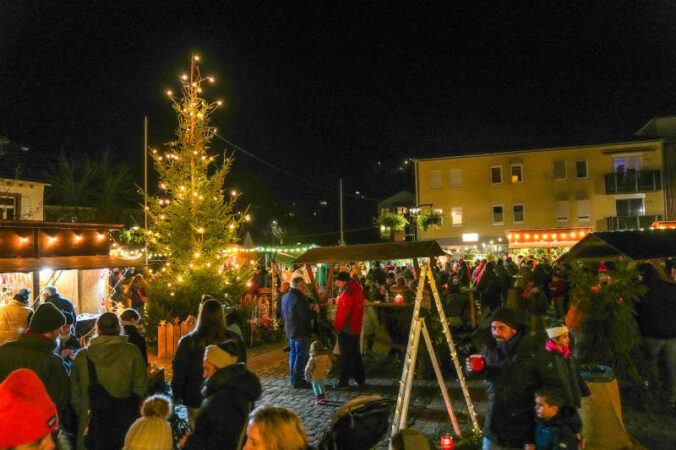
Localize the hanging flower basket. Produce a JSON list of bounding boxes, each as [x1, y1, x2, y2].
[[375, 212, 408, 238], [416, 210, 443, 231]]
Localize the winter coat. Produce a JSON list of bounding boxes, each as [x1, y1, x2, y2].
[[123, 324, 148, 367], [0, 300, 33, 344], [172, 330, 245, 409], [0, 331, 70, 415], [480, 331, 560, 448], [334, 280, 365, 336], [185, 363, 262, 450], [544, 341, 590, 411], [535, 406, 581, 450], [281, 288, 312, 339], [637, 278, 676, 339], [305, 353, 333, 382], [43, 293, 77, 325], [71, 334, 147, 450], [478, 270, 502, 311]]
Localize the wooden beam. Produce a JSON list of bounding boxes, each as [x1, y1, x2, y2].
[[412, 258, 420, 280], [305, 264, 321, 301]]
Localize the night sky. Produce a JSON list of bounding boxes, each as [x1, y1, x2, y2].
[[2, 1, 676, 244]]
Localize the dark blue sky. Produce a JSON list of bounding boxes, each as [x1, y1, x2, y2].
[[2, 0, 676, 243]]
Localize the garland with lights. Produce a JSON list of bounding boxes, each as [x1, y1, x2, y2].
[[142, 54, 252, 337]]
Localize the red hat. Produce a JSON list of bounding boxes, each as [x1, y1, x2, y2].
[[0, 369, 58, 447]]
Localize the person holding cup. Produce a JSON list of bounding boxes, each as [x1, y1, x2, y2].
[[466, 307, 559, 450]]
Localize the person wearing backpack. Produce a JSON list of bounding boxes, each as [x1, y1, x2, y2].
[[71, 312, 147, 450]]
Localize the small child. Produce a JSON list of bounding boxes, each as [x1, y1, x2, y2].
[[305, 340, 333, 405], [534, 389, 582, 450], [124, 394, 174, 450]]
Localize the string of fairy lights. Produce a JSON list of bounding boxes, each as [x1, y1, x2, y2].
[[110, 242, 319, 260]]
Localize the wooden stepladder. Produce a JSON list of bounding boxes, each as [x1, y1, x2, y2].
[[389, 263, 481, 445]]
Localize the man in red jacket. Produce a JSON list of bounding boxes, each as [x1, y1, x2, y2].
[[333, 271, 365, 389]]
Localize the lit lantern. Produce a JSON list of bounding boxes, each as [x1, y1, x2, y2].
[[441, 435, 453, 450], [394, 294, 404, 304]]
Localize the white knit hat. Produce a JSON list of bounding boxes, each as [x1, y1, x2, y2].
[[123, 416, 173, 450], [546, 325, 569, 339]]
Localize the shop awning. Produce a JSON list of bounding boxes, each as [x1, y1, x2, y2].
[[558, 229, 676, 262], [0, 255, 141, 273], [295, 240, 446, 264]]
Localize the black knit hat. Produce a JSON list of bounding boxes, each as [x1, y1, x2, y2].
[[491, 307, 520, 330], [28, 303, 66, 333], [335, 272, 351, 282]]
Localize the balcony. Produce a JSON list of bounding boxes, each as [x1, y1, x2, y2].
[[606, 215, 662, 231], [605, 170, 661, 194]]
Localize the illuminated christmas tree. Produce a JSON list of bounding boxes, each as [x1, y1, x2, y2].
[[144, 54, 251, 329]]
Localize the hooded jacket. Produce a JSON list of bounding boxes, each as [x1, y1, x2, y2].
[[0, 300, 33, 344], [334, 280, 365, 335], [185, 363, 262, 450], [0, 331, 70, 415], [71, 334, 147, 450], [481, 331, 560, 448], [535, 406, 581, 450]]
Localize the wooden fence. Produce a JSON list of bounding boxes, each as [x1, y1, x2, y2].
[[157, 318, 195, 359]]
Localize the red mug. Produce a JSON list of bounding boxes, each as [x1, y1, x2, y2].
[[468, 354, 485, 372]]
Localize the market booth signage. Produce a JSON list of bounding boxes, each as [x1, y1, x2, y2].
[[0, 220, 138, 312]]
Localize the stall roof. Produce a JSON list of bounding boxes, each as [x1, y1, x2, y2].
[[295, 240, 446, 264], [0, 255, 141, 273], [558, 229, 676, 262]]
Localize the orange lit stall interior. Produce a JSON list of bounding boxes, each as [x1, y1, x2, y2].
[[505, 227, 594, 252], [0, 220, 139, 312], [651, 220, 676, 230]]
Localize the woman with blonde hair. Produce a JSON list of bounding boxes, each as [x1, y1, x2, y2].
[[243, 405, 309, 450]]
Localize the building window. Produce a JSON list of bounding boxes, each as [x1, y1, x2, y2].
[[575, 160, 588, 179], [429, 170, 442, 189], [491, 166, 502, 185], [0, 194, 19, 220], [511, 164, 523, 183], [449, 169, 462, 188], [553, 160, 567, 180], [613, 156, 641, 172], [396, 206, 408, 215], [492, 205, 504, 225], [615, 197, 644, 217], [555, 200, 570, 223], [512, 204, 525, 224], [577, 199, 591, 222], [451, 206, 462, 225]]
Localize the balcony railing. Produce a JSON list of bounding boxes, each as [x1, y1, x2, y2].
[[606, 215, 662, 230], [605, 170, 661, 194]]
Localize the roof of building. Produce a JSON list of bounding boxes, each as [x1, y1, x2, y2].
[[559, 229, 676, 262], [295, 240, 446, 264], [412, 135, 662, 162], [0, 136, 49, 183]]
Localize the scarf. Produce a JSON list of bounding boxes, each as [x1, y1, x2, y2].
[[545, 340, 570, 358]]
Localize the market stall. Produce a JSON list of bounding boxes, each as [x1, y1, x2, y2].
[[0, 220, 140, 312]]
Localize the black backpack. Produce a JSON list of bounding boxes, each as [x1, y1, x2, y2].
[[84, 357, 140, 450], [318, 395, 390, 450]]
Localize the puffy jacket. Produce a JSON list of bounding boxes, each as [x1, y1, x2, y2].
[[481, 331, 560, 448], [334, 280, 365, 335], [305, 353, 333, 381], [0, 331, 70, 414], [0, 300, 33, 344], [281, 288, 312, 339], [71, 335, 147, 450], [172, 330, 245, 408], [185, 363, 262, 450], [535, 406, 581, 450]]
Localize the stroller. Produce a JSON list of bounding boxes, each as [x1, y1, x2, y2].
[[317, 395, 390, 450]]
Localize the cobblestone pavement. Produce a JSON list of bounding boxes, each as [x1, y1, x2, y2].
[[246, 345, 488, 448]]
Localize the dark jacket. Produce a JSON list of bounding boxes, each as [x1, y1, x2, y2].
[[535, 406, 581, 450], [637, 278, 676, 339], [481, 331, 560, 447], [544, 343, 590, 411], [281, 288, 312, 339], [44, 293, 77, 325], [172, 330, 245, 408], [123, 324, 148, 367], [185, 363, 262, 450], [478, 270, 502, 311], [0, 331, 70, 415]]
